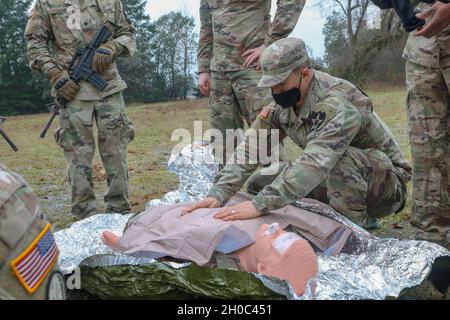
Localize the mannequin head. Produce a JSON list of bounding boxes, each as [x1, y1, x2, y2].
[[236, 223, 318, 296]]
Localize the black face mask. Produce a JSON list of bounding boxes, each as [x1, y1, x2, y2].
[[271, 75, 302, 109]]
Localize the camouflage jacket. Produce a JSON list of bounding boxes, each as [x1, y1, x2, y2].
[[25, 0, 136, 100], [0, 164, 63, 300], [197, 0, 305, 73], [0, 164, 41, 267], [403, 2, 450, 68], [208, 70, 413, 213]]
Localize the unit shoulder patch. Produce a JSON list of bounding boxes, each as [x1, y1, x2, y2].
[[309, 111, 327, 132]]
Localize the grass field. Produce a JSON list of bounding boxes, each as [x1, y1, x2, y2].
[[0, 87, 414, 235]]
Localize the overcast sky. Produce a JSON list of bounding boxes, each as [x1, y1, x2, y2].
[[146, 0, 326, 58]]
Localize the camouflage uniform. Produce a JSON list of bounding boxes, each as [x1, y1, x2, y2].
[[403, 2, 450, 247], [0, 164, 66, 300], [208, 39, 413, 228], [198, 0, 305, 164], [25, 0, 136, 219]]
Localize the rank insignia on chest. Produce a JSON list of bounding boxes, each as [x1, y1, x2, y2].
[[310, 111, 326, 131], [259, 106, 271, 119]]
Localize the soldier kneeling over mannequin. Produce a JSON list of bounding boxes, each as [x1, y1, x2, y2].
[[182, 38, 413, 230]]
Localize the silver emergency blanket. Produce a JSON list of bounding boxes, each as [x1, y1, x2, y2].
[[55, 142, 450, 300], [55, 213, 133, 274], [146, 140, 219, 208]]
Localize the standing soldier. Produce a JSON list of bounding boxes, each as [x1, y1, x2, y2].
[[197, 0, 305, 174], [403, 2, 450, 249], [184, 38, 413, 230], [0, 164, 66, 300], [25, 0, 136, 220]]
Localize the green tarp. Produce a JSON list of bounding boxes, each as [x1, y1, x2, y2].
[[79, 259, 286, 300]]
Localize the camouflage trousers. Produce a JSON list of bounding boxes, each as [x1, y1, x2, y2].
[[406, 60, 450, 246], [247, 147, 408, 228], [54, 93, 135, 219], [209, 68, 286, 166]]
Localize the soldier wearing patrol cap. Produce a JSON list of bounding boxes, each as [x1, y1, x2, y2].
[[182, 38, 413, 231], [0, 164, 66, 300]]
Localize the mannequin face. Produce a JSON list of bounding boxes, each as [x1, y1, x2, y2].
[[254, 223, 302, 273], [236, 223, 318, 296]]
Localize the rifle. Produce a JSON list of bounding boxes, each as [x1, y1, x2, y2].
[[40, 103, 59, 139], [40, 24, 113, 138], [0, 117, 18, 152]]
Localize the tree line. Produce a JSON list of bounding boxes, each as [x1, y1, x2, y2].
[[0, 0, 412, 116]]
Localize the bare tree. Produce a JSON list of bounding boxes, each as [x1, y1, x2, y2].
[[338, 0, 370, 46], [316, 0, 406, 83], [316, 1, 371, 46]]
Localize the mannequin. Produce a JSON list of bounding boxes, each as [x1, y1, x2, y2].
[[99, 192, 350, 268], [102, 222, 318, 296]]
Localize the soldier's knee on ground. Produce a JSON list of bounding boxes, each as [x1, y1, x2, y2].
[[327, 148, 407, 229], [326, 150, 368, 222]]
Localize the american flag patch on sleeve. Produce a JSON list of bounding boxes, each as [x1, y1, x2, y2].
[[259, 106, 271, 119], [11, 224, 59, 294]]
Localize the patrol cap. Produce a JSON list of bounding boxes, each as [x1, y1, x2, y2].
[[258, 38, 311, 88]]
